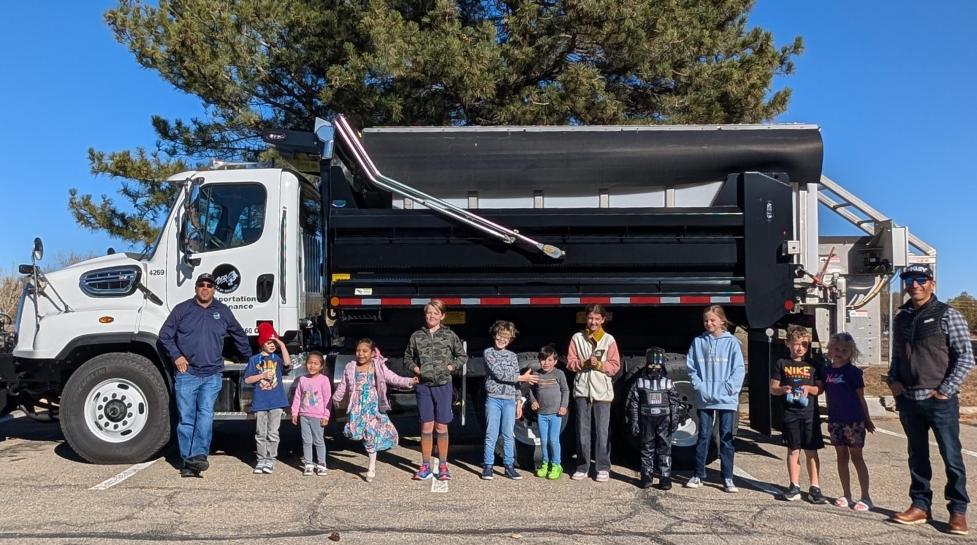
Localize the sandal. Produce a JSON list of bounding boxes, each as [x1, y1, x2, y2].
[[853, 499, 874, 512], [833, 497, 851, 508]]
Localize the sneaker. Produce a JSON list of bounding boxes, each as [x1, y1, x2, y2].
[[413, 463, 433, 480], [186, 456, 209, 473], [724, 478, 739, 493], [684, 476, 702, 488], [535, 463, 550, 479], [781, 483, 801, 501], [315, 464, 328, 476], [657, 477, 672, 491], [808, 486, 828, 504], [595, 470, 610, 482], [262, 462, 275, 474], [504, 466, 522, 480], [639, 474, 653, 489], [571, 470, 588, 481], [180, 466, 200, 478], [437, 462, 451, 481], [481, 465, 495, 480], [365, 468, 376, 483], [253, 462, 266, 474], [303, 464, 315, 476], [547, 464, 563, 480]]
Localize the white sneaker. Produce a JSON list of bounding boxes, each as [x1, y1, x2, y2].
[[595, 470, 610, 482], [316, 464, 328, 476], [684, 476, 702, 488], [724, 478, 739, 493], [303, 464, 315, 476], [571, 471, 588, 481], [253, 462, 265, 474]]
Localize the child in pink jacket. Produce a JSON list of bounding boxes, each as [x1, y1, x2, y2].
[[291, 351, 332, 476], [333, 339, 417, 481]]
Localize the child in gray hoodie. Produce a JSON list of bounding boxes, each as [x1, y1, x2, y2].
[[684, 305, 745, 493]]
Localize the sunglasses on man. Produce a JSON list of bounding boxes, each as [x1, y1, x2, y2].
[[902, 276, 930, 287], [196, 282, 215, 288]]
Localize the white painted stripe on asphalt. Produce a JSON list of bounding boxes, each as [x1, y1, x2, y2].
[[875, 427, 977, 459], [90, 459, 160, 490], [0, 410, 25, 426], [429, 457, 448, 493], [732, 465, 782, 496]]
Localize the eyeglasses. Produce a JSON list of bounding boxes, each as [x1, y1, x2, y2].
[[903, 276, 931, 287], [196, 282, 215, 288]]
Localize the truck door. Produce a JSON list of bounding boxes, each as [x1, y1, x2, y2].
[[166, 170, 283, 336]]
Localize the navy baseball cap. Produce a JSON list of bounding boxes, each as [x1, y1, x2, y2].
[[899, 264, 934, 280], [195, 272, 216, 286]]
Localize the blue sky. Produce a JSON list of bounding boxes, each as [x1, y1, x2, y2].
[[0, 1, 974, 298]]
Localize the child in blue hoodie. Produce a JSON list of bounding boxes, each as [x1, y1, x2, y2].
[[684, 305, 745, 493]]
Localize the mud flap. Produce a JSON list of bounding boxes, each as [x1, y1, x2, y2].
[[0, 353, 14, 416]]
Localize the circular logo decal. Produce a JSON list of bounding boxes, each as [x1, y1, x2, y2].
[[211, 264, 241, 294]]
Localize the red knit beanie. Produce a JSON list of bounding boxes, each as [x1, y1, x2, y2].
[[257, 322, 279, 347]]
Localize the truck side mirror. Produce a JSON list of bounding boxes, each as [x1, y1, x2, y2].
[[32, 237, 43, 262]]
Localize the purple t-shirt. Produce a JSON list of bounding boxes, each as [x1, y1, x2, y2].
[[823, 363, 865, 424]]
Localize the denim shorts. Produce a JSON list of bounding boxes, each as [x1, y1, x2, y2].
[[416, 382, 454, 424]]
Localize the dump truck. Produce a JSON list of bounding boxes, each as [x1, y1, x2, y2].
[[1, 114, 934, 465]]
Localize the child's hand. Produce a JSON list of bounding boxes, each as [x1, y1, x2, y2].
[[865, 419, 876, 433], [531, 401, 540, 411], [519, 369, 539, 384], [291, 415, 298, 425], [320, 418, 329, 427], [558, 407, 567, 416], [447, 364, 454, 373], [515, 404, 523, 420], [412, 376, 419, 385], [412, 366, 421, 376]]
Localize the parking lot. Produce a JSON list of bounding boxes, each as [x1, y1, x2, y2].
[[0, 412, 974, 545]]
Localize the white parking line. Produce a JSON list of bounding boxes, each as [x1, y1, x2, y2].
[[0, 410, 26, 425], [732, 465, 782, 496], [430, 457, 448, 493], [875, 427, 977, 458], [90, 459, 160, 490]]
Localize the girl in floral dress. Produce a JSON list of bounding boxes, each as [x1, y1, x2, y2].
[[333, 338, 417, 481]]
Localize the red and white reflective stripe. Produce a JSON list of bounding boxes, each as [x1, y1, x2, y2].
[[336, 295, 745, 307]]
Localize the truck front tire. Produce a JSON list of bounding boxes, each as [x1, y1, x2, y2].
[[61, 353, 171, 464]]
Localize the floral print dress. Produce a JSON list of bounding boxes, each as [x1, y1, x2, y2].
[[343, 369, 398, 453]]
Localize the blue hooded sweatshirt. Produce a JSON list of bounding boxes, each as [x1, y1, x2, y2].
[[685, 331, 745, 411]]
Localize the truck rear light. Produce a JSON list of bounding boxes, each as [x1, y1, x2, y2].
[[329, 296, 340, 308], [784, 300, 795, 312]]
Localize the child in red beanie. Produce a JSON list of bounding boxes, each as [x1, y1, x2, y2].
[[243, 322, 291, 473]]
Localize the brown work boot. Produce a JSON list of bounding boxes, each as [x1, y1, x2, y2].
[[891, 506, 931, 525], [948, 512, 969, 536]]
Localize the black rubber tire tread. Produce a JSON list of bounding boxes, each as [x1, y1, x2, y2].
[[61, 352, 170, 464]]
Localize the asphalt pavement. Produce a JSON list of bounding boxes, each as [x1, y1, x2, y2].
[[0, 412, 974, 544]]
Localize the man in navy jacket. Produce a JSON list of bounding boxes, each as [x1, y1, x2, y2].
[[160, 273, 252, 477]]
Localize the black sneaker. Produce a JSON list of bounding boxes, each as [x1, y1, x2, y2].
[[503, 466, 522, 480], [657, 477, 672, 491], [180, 466, 200, 478], [808, 486, 828, 504], [481, 465, 494, 480], [781, 483, 801, 501], [186, 456, 210, 473]]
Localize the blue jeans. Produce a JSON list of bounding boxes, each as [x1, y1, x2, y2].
[[483, 396, 515, 467], [897, 394, 969, 514], [695, 409, 736, 480], [538, 413, 562, 465], [174, 373, 222, 461]]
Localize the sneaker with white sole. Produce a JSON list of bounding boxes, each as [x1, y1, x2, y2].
[[303, 464, 315, 476], [724, 478, 739, 493], [571, 470, 588, 481], [253, 462, 265, 474], [684, 476, 702, 488], [481, 465, 494, 480], [261, 462, 275, 474], [781, 483, 801, 501], [315, 464, 328, 476], [595, 470, 610, 482]]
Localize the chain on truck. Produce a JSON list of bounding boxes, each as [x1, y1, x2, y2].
[[0, 115, 935, 465]]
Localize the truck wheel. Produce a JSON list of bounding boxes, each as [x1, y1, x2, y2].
[[61, 353, 170, 464]]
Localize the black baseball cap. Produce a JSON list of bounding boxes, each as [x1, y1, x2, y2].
[[195, 272, 216, 286], [899, 264, 934, 280]]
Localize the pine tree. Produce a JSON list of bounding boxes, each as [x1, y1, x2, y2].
[[70, 0, 803, 245]]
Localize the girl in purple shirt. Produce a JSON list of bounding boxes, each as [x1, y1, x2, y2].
[[823, 333, 875, 512]]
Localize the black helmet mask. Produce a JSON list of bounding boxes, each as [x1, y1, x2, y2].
[[645, 348, 667, 379]]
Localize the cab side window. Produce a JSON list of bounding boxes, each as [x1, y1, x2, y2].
[[184, 184, 266, 253]]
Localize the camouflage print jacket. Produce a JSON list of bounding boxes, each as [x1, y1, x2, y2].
[[404, 326, 468, 386]]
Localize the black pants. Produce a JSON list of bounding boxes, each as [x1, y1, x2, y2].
[[639, 415, 672, 478]]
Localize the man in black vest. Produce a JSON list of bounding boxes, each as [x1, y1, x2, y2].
[[888, 264, 974, 535]]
